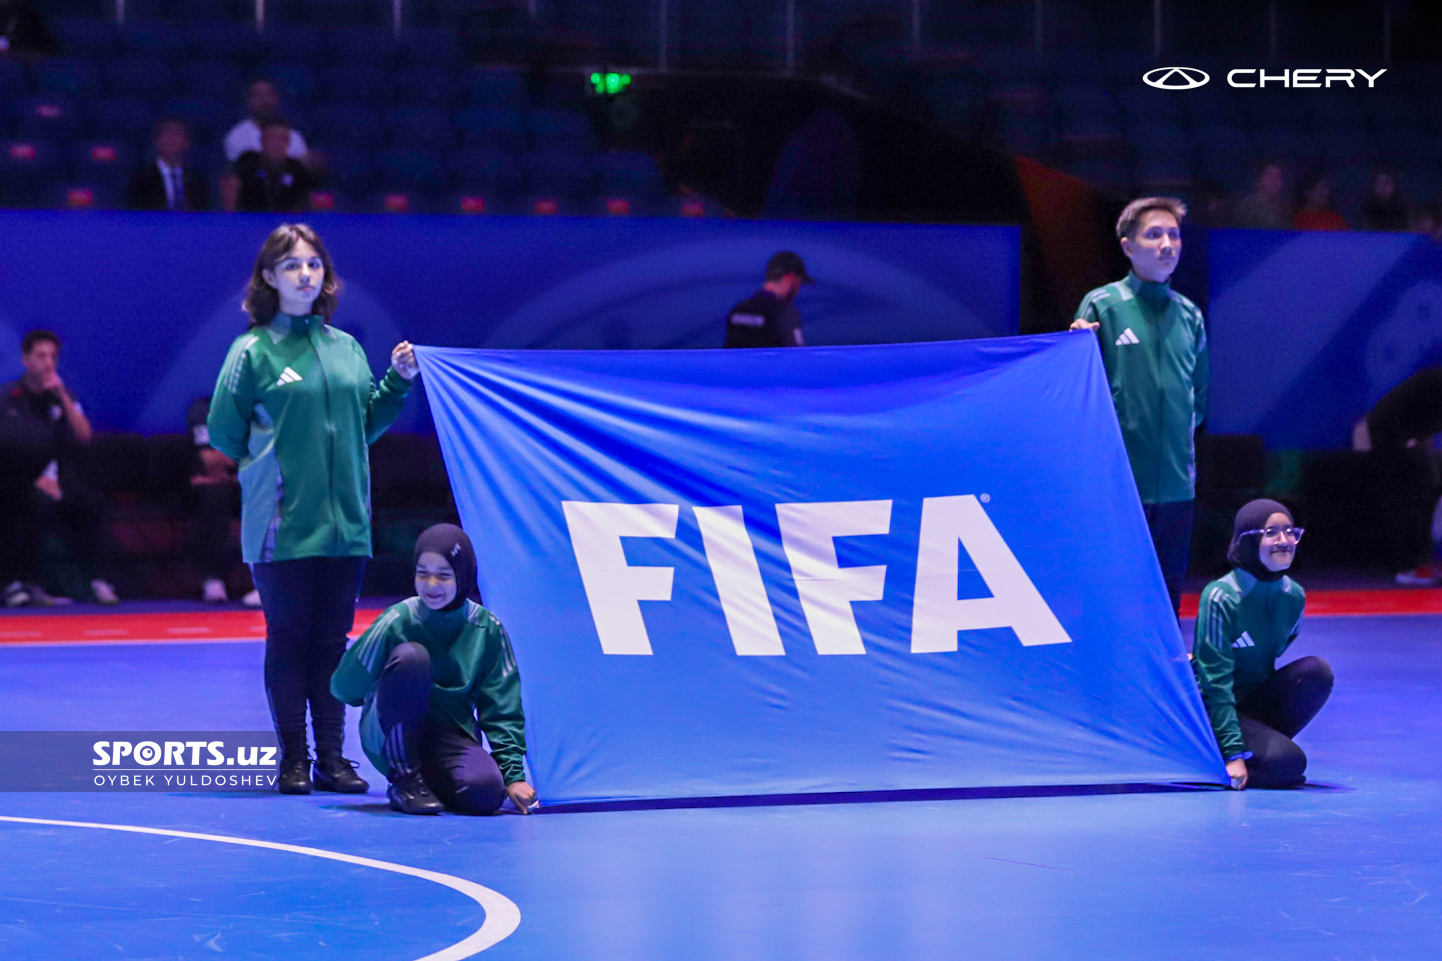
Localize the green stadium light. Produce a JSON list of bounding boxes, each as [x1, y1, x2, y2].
[[590, 71, 632, 96]]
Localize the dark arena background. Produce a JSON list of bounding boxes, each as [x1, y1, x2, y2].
[[2, 1, 1442, 958]]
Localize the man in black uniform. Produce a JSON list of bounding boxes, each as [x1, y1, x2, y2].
[[1357, 366, 1442, 584], [0, 330, 118, 606], [724, 251, 812, 348]]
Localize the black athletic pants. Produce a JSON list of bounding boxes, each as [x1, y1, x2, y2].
[[375, 641, 507, 814], [1238, 655, 1334, 789], [1144, 499, 1193, 618], [251, 556, 366, 762]]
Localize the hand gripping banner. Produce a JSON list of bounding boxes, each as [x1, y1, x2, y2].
[[417, 334, 1226, 804]]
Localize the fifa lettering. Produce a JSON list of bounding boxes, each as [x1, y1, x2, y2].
[[565, 496, 1071, 655]]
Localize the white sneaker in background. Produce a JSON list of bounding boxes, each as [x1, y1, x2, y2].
[[202, 578, 229, 603], [4, 581, 30, 608], [241, 589, 262, 608], [90, 579, 120, 605]]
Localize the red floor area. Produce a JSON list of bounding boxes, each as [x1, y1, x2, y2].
[[1, 589, 1440, 644], [0, 609, 385, 645]]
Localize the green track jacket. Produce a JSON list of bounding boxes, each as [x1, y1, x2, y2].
[[1192, 569, 1306, 758], [331, 598, 528, 784], [1075, 272, 1209, 504], [208, 314, 411, 563]]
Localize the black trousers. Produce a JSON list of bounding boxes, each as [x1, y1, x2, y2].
[[375, 641, 507, 814], [187, 481, 239, 582], [1144, 499, 1194, 617], [22, 481, 115, 585], [1238, 655, 1334, 789], [251, 556, 366, 761]]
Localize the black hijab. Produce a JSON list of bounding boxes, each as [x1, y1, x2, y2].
[[413, 523, 478, 611], [1226, 498, 1293, 583]]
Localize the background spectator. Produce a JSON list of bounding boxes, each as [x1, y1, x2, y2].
[[227, 119, 315, 213], [0, 330, 118, 606], [1362, 165, 1411, 232], [186, 397, 259, 607], [223, 79, 311, 166], [126, 118, 212, 212], [1232, 161, 1289, 230], [1292, 172, 1348, 231]]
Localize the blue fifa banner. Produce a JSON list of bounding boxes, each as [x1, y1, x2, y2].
[[418, 334, 1225, 804]]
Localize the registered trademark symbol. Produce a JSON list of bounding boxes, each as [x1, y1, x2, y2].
[[980, 493, 991, 503]]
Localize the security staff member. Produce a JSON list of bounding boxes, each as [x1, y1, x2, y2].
[[724, 251, 812, 348]]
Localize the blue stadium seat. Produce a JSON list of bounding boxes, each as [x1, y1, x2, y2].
[[523, 147, 595, 200], [364, 190, 428, 214], [121, 21, 190, 58], [397, 27, 465, 67], [311, 103, 385, 148], [104, 58, 178, 98], [14, 95, 85, 142], [178, 60, 245, 101], [258, 24, 333, 64], [594, 151, 666, 201], [1116, 86, 1183, 126], [184, 19, 261, 60], [329, 25, 400, 65], [163, 98, 230, 141], [173, 0, 251, 20], [385, 106, 455, 150], [323, 147, 378, 194], [393, 65, 462, 107], [374, 148, 450, 195], [49, 18, 120, 58], [446, 147, 523, 196], [263, 63, 321, 102], [454, 107, 526, 151], [92, 97, 160, 145], [70, 140, 136, 191], [33, 57, 104, 97], [49, 182, 120, 211], [1256, 125, 1320, 165], [1317, 124, 1379, 167], [526, 108, 595, 151], [319, 64, 393, 104], [1125, 122, 1193, 159], [1051, 82, 1119, 125], [0, 59, 27, 102], [0, 139, 63, 207], [464, 67, 529, 109], [298, 0, 390, 26]]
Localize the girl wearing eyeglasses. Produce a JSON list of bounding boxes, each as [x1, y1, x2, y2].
[[1192, 499, 1333, 789]]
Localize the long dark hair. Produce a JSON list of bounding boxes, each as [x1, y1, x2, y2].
[[242, 223, 342, 327]]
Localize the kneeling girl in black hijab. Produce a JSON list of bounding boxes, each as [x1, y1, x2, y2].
[[332, 524, 537, 814], [1192, 499, 1333, 789]]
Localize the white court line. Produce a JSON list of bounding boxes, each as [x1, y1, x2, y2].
[[0, 815, 521, 958]]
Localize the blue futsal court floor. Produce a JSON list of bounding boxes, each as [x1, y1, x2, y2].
[[1, 613, 1439, 960]]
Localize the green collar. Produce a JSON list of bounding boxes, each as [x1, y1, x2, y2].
[[269, 313, 324, 337], [419, 600, 469, 642], [1124, 271, 1172, 304]]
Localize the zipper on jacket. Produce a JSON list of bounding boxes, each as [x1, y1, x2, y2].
[[310, 321, 340, 556]]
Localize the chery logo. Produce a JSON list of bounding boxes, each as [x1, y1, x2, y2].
[[1143, 66, 1387, 90], [1143, 66, 1210, 90]]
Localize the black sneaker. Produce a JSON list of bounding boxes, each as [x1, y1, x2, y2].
[[313, 754, 370, 794], [387, 771, 444, 815], [278, 756, 312, 795]]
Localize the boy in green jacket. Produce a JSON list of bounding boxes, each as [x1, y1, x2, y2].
[[1072, 196, 1208, 616], [332, 524, 536, 815], [1193, 499, 1333, 789]]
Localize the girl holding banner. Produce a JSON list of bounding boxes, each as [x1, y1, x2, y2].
[[208, 223, 418, 796], [331, 524, 536, 815]]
